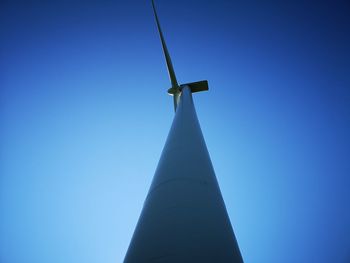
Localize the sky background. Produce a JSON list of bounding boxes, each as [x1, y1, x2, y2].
[[1, 0, 349, 262]]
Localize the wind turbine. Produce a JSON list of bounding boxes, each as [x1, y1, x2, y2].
[[124, 1, 243, 262]]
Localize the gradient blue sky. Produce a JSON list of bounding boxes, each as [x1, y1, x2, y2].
[[1, 0, 349, 262]]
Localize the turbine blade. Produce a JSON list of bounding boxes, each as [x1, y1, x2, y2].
[[173, 95, 177, 112], [151, 0, 179, 89]]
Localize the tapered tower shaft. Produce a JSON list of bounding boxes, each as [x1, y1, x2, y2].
[[124, 87, 243, 262]]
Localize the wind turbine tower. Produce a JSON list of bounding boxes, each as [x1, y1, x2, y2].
[[124, 1, 243, 262]]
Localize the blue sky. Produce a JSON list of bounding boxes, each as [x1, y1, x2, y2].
[[1, 0, 349, 262]]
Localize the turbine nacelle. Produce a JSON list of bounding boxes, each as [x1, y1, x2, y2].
[[167, 80, 209, 96]]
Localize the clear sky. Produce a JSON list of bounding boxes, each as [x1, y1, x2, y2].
[[1, 0, 349, 262]]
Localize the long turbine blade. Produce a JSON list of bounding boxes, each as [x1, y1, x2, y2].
[[151, 0, 179, 90]]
